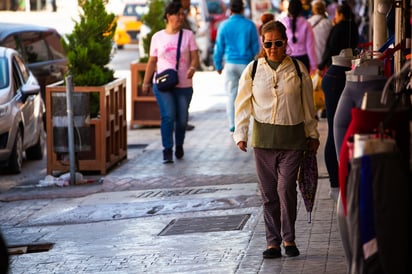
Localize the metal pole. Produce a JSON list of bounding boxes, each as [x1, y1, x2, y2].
[[373, 0, 389, 50], [66, 75, 76, 185], [394, 0, 405, 75]]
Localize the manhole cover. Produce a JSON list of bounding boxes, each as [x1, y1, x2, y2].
[[159, 214, 250, 236]]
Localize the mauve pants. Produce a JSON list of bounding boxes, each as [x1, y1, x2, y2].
[[254, 148, 303, 247]]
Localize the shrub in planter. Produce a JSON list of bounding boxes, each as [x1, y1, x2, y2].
[[61, 0, 117, 116], [140, 0, 166, 62]]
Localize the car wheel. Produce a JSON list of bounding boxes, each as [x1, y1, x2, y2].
[[8, 130, 23, 174], [26, 121, 45, 160], [117, 44, 124, 50]]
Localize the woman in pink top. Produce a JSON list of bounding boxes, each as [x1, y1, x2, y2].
[[142, 1, 199, 164], [279, 0, 317, 74]]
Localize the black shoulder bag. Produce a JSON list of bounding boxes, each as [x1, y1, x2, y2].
[[155, 29, 183, 92]]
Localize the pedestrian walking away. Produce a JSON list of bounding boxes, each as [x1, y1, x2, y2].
[[142, 1, 199, 164], [317, 2, 359, 72], [213, 0, 260, 132], [279, 0, 317, 74], [307, 0, 332, 67], [233, 20, 319, 259]]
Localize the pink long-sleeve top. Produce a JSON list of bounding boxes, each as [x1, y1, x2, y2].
[[279, 16, 317, 72]]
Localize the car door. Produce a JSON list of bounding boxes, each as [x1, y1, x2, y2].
[[12, 54, 36, 147]]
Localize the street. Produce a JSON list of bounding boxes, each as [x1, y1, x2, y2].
[[0, 5, 345, 274]]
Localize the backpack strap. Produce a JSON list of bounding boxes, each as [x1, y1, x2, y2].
[[251, 59, 258, 81], [291, 58, 305, 114], [291, 58, 302, 82], [251, 58, 301, 82]]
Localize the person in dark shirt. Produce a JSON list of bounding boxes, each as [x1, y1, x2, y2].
[[317, 2, 358, 71]]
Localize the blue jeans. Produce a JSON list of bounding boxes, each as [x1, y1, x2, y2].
[[321, 65, 350, 188], [153, 85, 193, 150], [224, 63, 247, 129]]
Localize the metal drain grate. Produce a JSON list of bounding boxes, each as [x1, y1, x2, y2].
[[8, 242, 54, 255], [127, 144, 148, 149], [159, 214, 250, 236]]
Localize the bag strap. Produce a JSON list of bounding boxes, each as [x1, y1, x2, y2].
[[291, 58, 304, 114], [251, 59, 258, 80], [176, 29, 183, 70], [311, 17, 324, 29], [291, 57, 302, 82]]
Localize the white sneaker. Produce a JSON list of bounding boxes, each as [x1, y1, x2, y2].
[[329, 187, 339, 201]]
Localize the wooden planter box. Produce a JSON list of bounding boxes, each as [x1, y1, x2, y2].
[[130, 61, 161, 128], [45, 78, 127, 175]]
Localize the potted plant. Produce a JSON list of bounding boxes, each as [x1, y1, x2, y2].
[[62, 0, 117, 117], [140, 0, 166, 62], [45, 0, 128, 175], [130, 0, 165, 128]]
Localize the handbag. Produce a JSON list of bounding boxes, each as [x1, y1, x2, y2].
[[155, 29, 183, 91], [311, 71, 325, 112]]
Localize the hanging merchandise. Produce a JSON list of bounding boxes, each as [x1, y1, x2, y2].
[[338, 60, 411, 274]]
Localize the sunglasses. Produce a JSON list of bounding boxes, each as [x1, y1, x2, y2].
[[263, 40, 285, 49]]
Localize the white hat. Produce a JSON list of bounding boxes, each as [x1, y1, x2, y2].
[[332, 48, 355, 67]]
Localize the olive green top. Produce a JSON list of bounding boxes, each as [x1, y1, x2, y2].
[[251, 120, 307, 150]]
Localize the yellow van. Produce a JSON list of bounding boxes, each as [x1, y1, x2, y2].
[[114, 2, 148, 49]]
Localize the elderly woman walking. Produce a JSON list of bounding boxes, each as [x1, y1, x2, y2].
[[233, 20, 319, 259]]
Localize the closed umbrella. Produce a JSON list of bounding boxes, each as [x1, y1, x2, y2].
[[297, 150, 318, 223]]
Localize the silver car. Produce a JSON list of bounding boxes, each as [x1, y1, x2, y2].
[[0, 46, 45, 174]]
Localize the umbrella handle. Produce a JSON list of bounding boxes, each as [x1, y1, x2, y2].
[[307, 212, 312, 223]]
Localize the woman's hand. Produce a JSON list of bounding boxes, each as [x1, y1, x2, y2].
[[186, 66, 196, 79], [237, 141, 247, 152], [307, 138, 320, 152], [142, 83, 151, 94]]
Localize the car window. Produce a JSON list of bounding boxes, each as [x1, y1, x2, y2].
[[43, 31, 65, 60], [123, 4, 148, 19], [14, 55, 29, 83], [12, 57, 23, 96], [0, 58, 8, 89], [0, 35, 18, 51], [19, 32, 50, 63]]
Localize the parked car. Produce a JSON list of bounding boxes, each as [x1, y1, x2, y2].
[[0, 46, 45, 174], [0, 22, 67, 100], [114, 2, 149, 49]]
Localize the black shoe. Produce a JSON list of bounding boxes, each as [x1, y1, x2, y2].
[[186, 123, 195, 131], [284, 245, 300, 257], [262, 247, 282, 259], [175, 145, 184, 159], [163, 149, 173, 164], [320, 109, 327, 118]]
